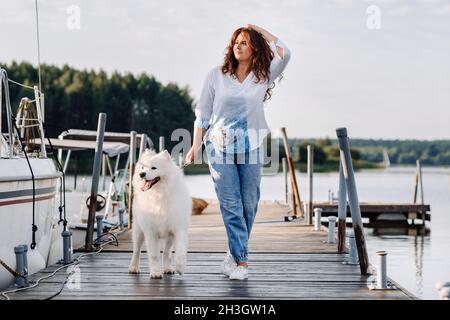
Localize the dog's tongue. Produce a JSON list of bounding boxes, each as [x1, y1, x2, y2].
[[141, 180, 151, 192]]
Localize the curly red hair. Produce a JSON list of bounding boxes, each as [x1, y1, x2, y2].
[[222, 27, 279, 102]]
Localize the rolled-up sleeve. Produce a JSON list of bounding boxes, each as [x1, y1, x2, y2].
[[194, 69, 215, 129], [269, 38, 291, 84]]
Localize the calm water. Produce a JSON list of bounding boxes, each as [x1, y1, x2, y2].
[[67, 166, 450, 299], [185, 166, 450, 300]]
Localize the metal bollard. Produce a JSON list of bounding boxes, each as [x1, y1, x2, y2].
[[62, 230, 73, 264], [20, 244, 29, 278], [96, 215, 104, 240], [14, 245, 27, 287], [118, 208, 125, 229], [376, 251, 388, 289], [327, 216, 337, 243], [314, 208, 322, 231], [436, 281, 450, 300], [347, 233, 359, 265]]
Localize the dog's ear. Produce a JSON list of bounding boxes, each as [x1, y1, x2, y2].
[[144, 148, 157, 156], [161, 149, 172, 160]]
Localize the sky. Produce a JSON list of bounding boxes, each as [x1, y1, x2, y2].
[[1, 0, 449, 140]]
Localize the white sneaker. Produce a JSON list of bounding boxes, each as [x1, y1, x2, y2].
[[229, 265, 248, 280], [221, 252, 237, 276]]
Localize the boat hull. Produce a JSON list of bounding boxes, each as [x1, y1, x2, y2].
[[0, 158, 61, 289]]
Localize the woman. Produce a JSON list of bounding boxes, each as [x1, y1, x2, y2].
[[186, 24, 290, 280]]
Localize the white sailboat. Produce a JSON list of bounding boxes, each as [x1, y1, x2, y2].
[[0, 68, 63, 289]]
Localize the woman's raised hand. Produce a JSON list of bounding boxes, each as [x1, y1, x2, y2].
[[244, 24, 277, 43]]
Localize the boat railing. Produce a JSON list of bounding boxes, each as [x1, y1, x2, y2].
[[0, 68, 47, 158]]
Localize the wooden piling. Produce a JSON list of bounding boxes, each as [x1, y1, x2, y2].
[[85, 113, 106, 251], [307, 145, 314, 225], [337, 162, 347, 253], [128, 131, 137, 229], [280, 127, 304, 217], [159, 136, 165, 152], [413, 160, 424, 205], [336, 127, 370, 275], [282, 158, 288, 204]]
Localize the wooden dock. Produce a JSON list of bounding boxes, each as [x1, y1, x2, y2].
[[4, 200, 416, 300], [311, 202, 431, 223]]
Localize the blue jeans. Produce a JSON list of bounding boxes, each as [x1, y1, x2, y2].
[[205, 141, 264, 263]]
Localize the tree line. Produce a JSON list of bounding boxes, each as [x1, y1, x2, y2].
[[288, 137, 450, 166], [1, 61, 196, 152], [2, 61, 448, 173]]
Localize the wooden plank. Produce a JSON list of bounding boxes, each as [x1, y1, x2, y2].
[[5, 252, 412, 300], [313, 202, 430, 214]]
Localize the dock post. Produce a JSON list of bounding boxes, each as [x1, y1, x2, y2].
[[337, 162, 347, 253], [346, 233, 359, 264], [314, 208, 322, 231], [102, 154, 107, 192], [96, 215, 104, 241], [62, 230, 73, 264], [159, 136, 165, 152], [307, 145, 314, 225], [327, 216, 336, 243], [85, 113, 106, 251], [118, 208, 125, 229], [279, 127, 304, 217], [413, 160, 424, 205], [14, 246, 27, 287], [128, 131, 137, 229], [336, 127, 370, 274], [74, 153, 78, 190], [413, 160, 426, 225], [376, 251, 388, 289], [138, 133, 146, 161], [282, 158, 288, 205]]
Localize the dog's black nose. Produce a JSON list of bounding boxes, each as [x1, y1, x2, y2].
[[139, 172, 146, 178]]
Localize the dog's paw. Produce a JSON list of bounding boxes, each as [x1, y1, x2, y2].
[[175, 258, 186, 276], [128, 265, 140, 274], [150, 271, 163, 279], [175, 265, 185, 276], [164, 266, 176, 275]]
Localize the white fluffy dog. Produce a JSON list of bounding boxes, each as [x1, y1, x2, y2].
[[128, 149, 192, 279]]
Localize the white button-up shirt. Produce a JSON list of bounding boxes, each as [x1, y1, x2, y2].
[[194, 38, 291, 153]]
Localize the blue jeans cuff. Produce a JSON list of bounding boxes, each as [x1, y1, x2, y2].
[[234, 254, 248, 264]]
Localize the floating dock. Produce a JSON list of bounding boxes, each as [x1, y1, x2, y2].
[[4, 201, 415, 300], [311, 202, 430, 224]]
